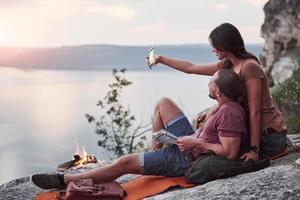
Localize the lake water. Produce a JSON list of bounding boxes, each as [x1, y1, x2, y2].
[[0, 67, 215, 185]]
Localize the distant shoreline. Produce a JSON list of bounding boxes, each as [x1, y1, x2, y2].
[[0, 65, 175, 72], [0, 43, 264, 49], [0, 44, 263, 71]]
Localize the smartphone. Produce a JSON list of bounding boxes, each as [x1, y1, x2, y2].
[[147, 47, 155, 69]]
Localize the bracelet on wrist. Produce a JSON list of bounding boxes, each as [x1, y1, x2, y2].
[[249, 146, 259, 153]]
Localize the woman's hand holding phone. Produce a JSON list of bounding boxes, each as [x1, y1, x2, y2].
[[146, 47, 159, 69]]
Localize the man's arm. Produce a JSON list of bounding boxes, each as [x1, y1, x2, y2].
[[199, 136, 241, 160], [177, 135, 241, 160]]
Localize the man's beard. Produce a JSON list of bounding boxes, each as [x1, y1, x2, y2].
[[208, 94, 216, 99]]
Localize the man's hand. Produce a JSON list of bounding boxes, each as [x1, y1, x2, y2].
[[195, 112, 207, 129], [176, 136, 200, 151], [150, 140, 162, 151], [240, 151, 259, 162]]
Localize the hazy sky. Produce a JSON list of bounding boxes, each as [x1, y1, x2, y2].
[[0, 0, 268, 47]]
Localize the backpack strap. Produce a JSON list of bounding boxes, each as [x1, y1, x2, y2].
[[225, 154, 270, 177], [184, 154, 270, 184]]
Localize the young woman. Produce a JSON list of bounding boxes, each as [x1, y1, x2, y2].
[[147, 23, 287, 161]]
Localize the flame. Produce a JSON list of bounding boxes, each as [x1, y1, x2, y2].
[[74, 145, 89, 167]]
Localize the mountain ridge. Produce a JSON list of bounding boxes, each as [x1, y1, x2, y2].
[[0, 44, 262, 71]]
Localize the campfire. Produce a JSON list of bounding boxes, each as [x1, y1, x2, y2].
[[74, 145, 97, 167], [57, 145, 98, 172]]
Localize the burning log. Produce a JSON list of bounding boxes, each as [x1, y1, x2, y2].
[[57, 146, 98, 172]]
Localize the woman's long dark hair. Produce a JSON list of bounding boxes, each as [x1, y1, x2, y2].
[[209, 23, 260, 69]]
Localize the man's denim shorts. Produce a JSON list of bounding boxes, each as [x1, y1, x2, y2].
[[138, 113, 195, 177]]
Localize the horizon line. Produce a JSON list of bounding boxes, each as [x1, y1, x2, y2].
[[0, 42, 264, 49]]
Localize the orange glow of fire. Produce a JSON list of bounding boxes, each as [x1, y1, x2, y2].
[[74, 145, 89, 167]]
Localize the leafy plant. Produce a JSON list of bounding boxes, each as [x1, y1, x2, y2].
[[86, 68, 151, 158], [272, 62, 300, 134]]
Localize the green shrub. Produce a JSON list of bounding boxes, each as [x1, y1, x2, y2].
[[272, 65, 300, 134], [86, 68, 151, 158]]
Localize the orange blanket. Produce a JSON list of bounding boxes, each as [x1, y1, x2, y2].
[[35, 192, 62, 200], [121, 175, 195, 200], [270, 148, 289, 160]]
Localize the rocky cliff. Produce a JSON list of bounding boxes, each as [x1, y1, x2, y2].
[[262, 0, 300, 134], [260, 0, 300, 86], [1, 149, 300, 200]]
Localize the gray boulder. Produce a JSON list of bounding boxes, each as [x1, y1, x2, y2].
[[270, 48, 300, 85], [260, 0, 300, 86]]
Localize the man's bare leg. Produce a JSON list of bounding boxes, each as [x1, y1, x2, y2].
[[151, 97, 183, 150], [65, 98, 183, 183], [31, 98, 184, 189], [64, 154, 141, 184]]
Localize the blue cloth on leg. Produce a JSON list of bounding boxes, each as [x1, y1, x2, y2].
[[139, 113, 195, 177]]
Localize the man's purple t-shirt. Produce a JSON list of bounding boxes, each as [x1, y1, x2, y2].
[[191, 101, 246, 158]]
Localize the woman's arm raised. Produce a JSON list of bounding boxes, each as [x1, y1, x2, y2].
[[151, 55, 221, 76]]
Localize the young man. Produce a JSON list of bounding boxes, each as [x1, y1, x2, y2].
[[31, 69, 246, 189]]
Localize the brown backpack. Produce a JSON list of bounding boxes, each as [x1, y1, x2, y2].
[[58, 179, 125, 200]]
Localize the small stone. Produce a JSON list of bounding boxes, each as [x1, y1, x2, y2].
[[295, 158, 300, 165]]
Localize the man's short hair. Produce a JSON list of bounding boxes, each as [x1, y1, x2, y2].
[[214, 69, 242, 101]]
